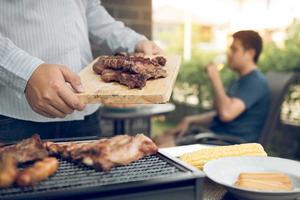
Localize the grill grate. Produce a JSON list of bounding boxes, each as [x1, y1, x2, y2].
[[0, 154, 186, 199]]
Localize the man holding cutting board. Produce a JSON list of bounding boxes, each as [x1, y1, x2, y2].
[[0, 0, 162, 142]]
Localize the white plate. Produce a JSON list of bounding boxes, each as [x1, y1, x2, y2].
[[203, 156, 300, 200]]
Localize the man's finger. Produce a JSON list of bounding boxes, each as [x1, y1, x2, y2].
[[152, 45, 163, 55], [59, 66, 84, 93], [41, 104, 66, 118], [50, 96, 74, 115], [178, 130, 186, 138], [143, 43, 153, 55], [177, 125, 188, 137], [58, 84, 86, 111], [38, 110, 56, 118], [167, 128, 179, 136]]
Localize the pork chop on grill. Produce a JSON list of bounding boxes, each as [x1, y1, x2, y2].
[[0, 134, 48, 163], [0, 135, 56, 188], [45, 134, 158, 171]]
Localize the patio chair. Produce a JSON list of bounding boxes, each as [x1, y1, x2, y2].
[[176, 71, 298, 147]]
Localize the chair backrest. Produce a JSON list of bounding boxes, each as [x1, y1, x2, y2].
[[258, 71, 298, 147]]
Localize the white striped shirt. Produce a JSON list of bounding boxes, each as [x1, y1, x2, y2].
[[0, 0, 146, 122]]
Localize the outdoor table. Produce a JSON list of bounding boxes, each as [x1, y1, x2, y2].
[[203, 179, 237, 200], [99, 103, 175, 137], [160, 144, 243, 200], [158, 143, 232, 200]]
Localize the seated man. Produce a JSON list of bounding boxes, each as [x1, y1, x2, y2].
[[156, 30, 270, 147]]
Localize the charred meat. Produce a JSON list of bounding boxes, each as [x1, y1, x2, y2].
[[45, 134, 158, 171], [92, 54, 167, 89], [0, 134, 48, 163]]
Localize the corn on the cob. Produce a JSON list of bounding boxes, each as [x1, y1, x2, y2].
[[180, 143, 267, 170]]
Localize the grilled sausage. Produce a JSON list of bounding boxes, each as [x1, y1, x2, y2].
[[0, 154, 18, 188], [17, 157, 59, 186]]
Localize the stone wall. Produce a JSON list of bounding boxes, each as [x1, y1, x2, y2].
[[101, 0, 152, 39]]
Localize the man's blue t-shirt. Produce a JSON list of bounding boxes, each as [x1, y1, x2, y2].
[[209, 69, 270, 142]]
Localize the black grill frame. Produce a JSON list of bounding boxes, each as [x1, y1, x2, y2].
[[0, 140, 205, 200]]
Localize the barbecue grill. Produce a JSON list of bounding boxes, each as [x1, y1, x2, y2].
[[0, 139, 205, 200]]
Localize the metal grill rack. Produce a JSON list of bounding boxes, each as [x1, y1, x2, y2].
[[0, 151, 205, 200]]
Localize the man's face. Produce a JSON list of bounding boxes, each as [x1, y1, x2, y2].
[[227, 39, 252, 71]]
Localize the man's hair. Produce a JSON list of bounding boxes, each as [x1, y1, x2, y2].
[[232, 30, 263, 63]]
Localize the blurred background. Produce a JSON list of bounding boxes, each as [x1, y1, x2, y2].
[[101, 0, 300, 159]]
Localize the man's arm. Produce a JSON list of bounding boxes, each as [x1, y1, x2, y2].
[[0, 35, 44, 92], [86, 0, 162, 55], [183, 111, 217, 127], [86, 0, 145, 54], [206, 64, 246, 122], [166, 111, 216, 137], [0, 34, 85, 118]]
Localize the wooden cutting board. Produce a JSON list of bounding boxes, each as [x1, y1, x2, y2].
[[76, 55, 181, 104]]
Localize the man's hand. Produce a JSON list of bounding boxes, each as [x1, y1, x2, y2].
[[25, 64, 86, 118], [166, 117, 192, 138], [206, 63, 219, 80], [135, 40, 163, 55]]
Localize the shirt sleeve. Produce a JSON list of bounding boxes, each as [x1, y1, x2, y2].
[[86, 0, 147, 54], [230, 76, 267, 109], [0, 35, 44, 92]]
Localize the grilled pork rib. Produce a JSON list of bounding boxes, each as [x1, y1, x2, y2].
[[0, 134, 48, 163], [92, 54, 167, 89], [0, 134, 157, 188], [0, 135, 55, 188], [101, 69, 147, 89], [45, 134, 158, 171]]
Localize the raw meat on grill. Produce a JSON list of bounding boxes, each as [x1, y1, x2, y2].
[[45, 134, 158, 171], [92, 53, 167, 89]]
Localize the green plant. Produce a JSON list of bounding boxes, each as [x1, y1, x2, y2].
[[259, 20, 300, 72], [175, 52, 236, 107]]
